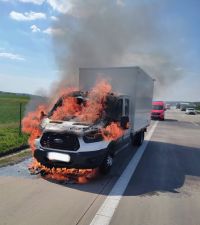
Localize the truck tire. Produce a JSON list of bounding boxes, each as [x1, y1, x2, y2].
[[99, 154, 113, 175], [132, 131, 144, 146]]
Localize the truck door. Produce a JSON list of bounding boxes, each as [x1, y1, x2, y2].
[[123, 98, 131, 140]]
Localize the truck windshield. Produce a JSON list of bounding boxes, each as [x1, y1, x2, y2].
[[152, 105, 164, 110], [48, 93, 123, 124]]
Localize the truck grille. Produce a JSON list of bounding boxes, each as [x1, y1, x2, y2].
[[40, 132, 79, 151], [152, 112, 160, 116]]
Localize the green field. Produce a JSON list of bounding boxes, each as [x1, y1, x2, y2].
[[0, 93, 30, 154]]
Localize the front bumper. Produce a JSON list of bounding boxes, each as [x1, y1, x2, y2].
[[34, 148, 107, 169], [151, 114, 164, 120]]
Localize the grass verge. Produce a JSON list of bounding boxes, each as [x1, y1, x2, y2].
[[0, 149, 32, 168], [0, 93, 30, 154]]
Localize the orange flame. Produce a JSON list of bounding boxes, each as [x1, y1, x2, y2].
[[22, 105, 47, 152], [101, 122, 124, 141], [78, 80, 112, 123], [51, 97, 81, 120], [28, 159, 98, 184]]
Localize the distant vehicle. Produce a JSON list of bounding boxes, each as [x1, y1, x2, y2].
[[180, 103, 190, 111], [176, 103, 181, 109], [151, 101, 165, 120], [166, 104, 171, 110], [185, 108, 196, 115]]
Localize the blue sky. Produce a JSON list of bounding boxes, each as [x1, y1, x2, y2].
[[0, 0, 61, 94], [0, 0, 199, 101]]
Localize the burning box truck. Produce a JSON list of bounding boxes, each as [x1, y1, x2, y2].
[[34, 67, 154, 174]]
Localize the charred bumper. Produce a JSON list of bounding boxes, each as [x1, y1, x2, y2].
[[34, 148, 107, 169]]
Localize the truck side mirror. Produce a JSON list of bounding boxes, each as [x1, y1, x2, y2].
[[120, 116, 129, 129], [40, 111, 47, 120]]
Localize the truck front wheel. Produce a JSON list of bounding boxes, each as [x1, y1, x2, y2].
[[99, 154, 113, 175]]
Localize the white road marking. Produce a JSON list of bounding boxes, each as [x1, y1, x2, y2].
[[89, 121, 158, 225], [192, 122, 199, 127]]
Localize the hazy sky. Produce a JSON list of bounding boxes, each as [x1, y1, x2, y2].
[[0, 0, 199, 101]]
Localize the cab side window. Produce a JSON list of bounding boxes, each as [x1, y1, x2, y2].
[[116, 99, 123, 120], [125, 99, 129, 116]]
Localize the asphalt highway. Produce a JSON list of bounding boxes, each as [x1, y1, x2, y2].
[[0, 109, 200, 225]]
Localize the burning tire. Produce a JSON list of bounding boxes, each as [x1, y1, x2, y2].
[[99, 154, 113, 175]]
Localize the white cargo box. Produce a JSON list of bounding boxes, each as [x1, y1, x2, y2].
[[79, 67, 154, 133]]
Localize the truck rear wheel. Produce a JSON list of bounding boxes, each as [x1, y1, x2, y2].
[[99, 154, 113, 175], [131, 131, 144, 146]]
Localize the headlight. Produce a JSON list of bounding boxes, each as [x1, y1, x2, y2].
[[83, 131, 103, 143], [40, 118, 50, 130], [34, 138, 41, 149]]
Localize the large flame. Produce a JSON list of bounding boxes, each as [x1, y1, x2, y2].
[[51, 97, 81, 120], [78, 79, 112, 123], [23, 80, 124, 183], [22, 105, 47, 152], [101, 122, 124, 141], [28, 159, 98, 184]]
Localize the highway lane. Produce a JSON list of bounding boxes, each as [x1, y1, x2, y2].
[[0, 109, 200, 225], [167, 108, 200, 124], [110, 110, 200, 225]]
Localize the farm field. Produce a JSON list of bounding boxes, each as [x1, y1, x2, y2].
[[0, 93, 30, 154]]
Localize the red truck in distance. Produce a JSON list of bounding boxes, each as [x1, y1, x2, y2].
[[151, 101, 165, 120]]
